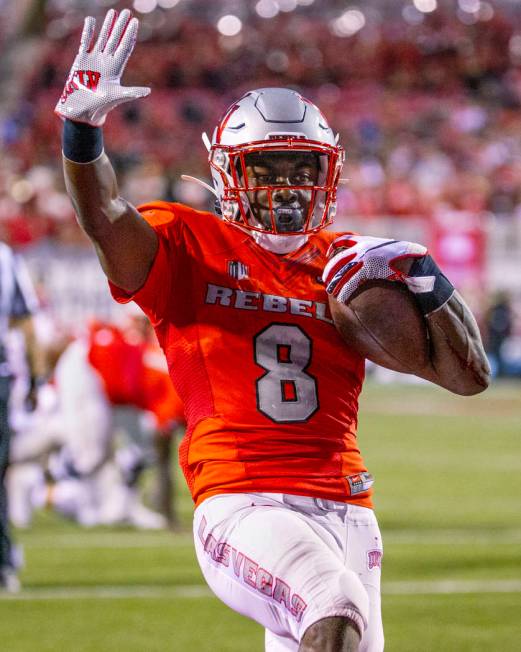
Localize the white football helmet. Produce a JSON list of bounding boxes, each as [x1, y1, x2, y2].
[[206, 88, 344, 237]]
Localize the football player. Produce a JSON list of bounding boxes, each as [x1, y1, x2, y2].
[[9, 320, 183, 529], [55, 10, 490, 652]]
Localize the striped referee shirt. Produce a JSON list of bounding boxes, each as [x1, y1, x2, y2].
[[0, 243, 38, 377]]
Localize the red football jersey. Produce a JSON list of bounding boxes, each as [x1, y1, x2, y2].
[[110, 202, 372, 508], [87, 322, 144, 405], [88, 322, 184, 429]]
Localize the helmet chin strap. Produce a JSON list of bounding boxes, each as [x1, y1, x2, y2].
[[251, 230, 308, 254]]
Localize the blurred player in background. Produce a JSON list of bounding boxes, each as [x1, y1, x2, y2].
[[119, 310, 186, 528], [85, 313, 185, 527], [0, 240, 44, 593], [484, 291, 514, 378], [56, 10, 489, 651], [8, 315, 184, 530]]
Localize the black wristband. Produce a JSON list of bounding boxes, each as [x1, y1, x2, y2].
[[406, 254, 455, 315], [62, 119, 103, 163]]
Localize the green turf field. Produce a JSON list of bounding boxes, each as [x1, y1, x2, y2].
[[1, 380, 520, 651]]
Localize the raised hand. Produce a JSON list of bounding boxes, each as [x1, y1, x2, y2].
[[55, 9, 150, 126]]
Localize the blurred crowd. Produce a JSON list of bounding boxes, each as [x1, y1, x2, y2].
[[0, 0, 520, 372]]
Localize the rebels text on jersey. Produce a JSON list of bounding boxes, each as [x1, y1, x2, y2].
[[110, 202, 371, 508]]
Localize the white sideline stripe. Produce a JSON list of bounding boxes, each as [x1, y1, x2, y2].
[[0, 585, 212, 601], [384, 579, 521, 595], [385, 529, 521, 545], [2, 580, 521, 601], [20, 529, 521, 549], [21, 533, 194, 549]]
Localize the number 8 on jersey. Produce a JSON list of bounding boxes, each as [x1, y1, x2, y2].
[[254, 323, 318, 423]]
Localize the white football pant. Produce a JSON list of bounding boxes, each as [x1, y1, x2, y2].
[[194, 492, 384, 651]]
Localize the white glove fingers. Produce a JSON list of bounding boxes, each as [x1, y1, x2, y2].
[[332, 263, 364, 300], [121, 86, 151, 100], [323, 248, 356, 283], [405, 242, 427, 256], [323, 251, 362, 298], [95, 87, 151, 121], [357, 237, 397, 258], [79, 17, 96, 54], [105, 9, 132, 55], [56, 9, 148, 127], [326, 234, 357, 259], [94, 9, 117, 53], [114, 17, 138, 71]]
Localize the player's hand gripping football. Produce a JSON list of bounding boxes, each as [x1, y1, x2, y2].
[[55, 9, 150, 126], [322, 235, 428, 304]]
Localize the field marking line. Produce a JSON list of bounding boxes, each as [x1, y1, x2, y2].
[[19, 533, 195, 549], [384, 529, 521, 545], [0, 585, 212, 601], [384, 579, 521, 595], [2, 580, 521, 601], [19, 529, 521, 549], [359, 387, 521, 418]]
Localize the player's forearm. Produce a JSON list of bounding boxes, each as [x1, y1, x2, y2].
[[62, 122, 158, 293], [61, 119, 133, 237], [421, 291, 490, 395], [394, 255, 490, 394], [63, 152, 134, 238]]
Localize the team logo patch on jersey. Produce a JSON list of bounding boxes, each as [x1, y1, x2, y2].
[[227, 260, 249, 280], [347, 472, 374, 495], [367, 549, 383, 570]]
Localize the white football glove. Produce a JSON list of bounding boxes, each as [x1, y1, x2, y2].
[[322, 234, 428, 304], [55, 9, 150, 127]]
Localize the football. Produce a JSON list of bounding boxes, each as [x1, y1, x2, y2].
[[329, 280, 430, 374]]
